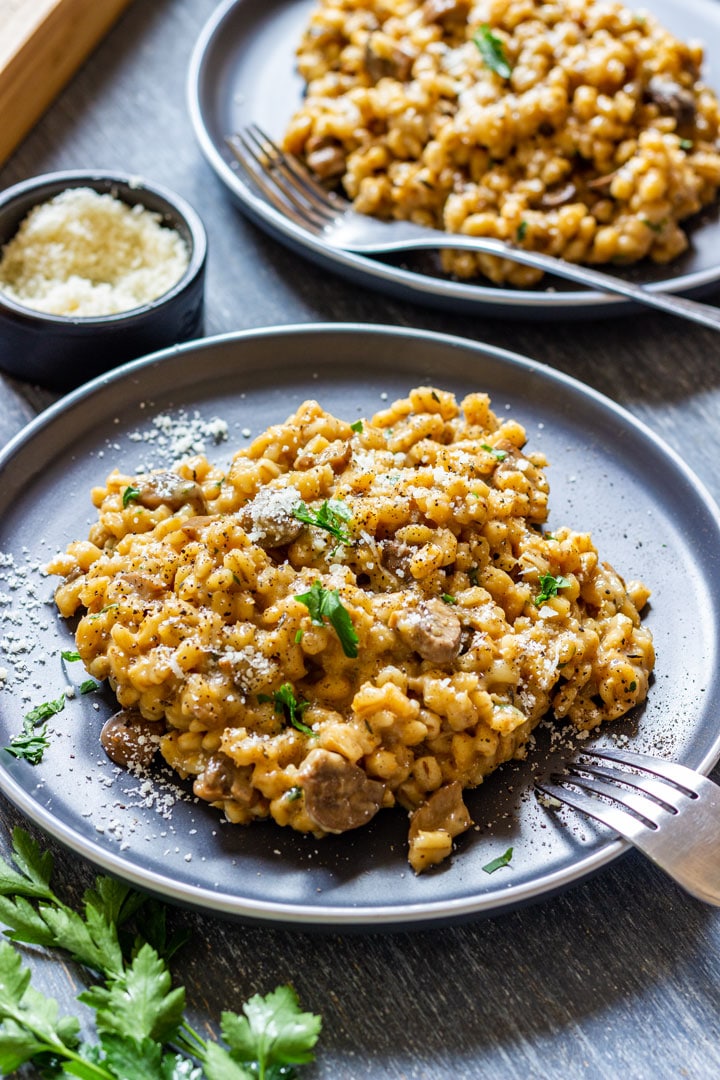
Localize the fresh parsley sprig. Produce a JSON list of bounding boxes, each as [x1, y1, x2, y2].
[[535, 572, 571, 606], [259, 684, 315, 737], [474, 25, 512, 79], [480, 443, 508, 462], [292, 499, 353, 547], [294, 581, 359, 658], [4, 695, 65, 765], [0, 829, 322, 1079]]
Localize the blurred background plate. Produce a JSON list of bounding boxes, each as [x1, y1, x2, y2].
[[188, 0, 720, 318]]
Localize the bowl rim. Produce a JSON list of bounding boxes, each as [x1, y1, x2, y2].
[[0, 169, 207, 326]]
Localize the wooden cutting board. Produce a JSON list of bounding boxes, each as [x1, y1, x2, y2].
[[0, 0, 135, 167]]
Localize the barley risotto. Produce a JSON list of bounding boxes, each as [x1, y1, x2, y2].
[[283, 0, 720, 286], [49, 388, 654, 872]]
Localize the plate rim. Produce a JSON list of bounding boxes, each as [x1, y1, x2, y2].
[[2, 321, 720, 927], [186, 0, 720, 317]]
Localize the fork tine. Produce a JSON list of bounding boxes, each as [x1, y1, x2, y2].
[[538, 751, 720, 905], [553, 770, 669, 829], [536, 779, 649, 838], [248, 123, 347, 218], [567, 761, 682, 813], [581, 747, 701, 794], [227, 133, 329, 230]]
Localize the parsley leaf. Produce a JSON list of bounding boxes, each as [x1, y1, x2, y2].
[[350, 419, 364, 433], [80, 679, 99, 695], [4, 695, 65, 764], [294, 581, 359, 658], [480, 443, 508, 461], [0, 941, 82, 1072], [474, 25, 512, 79], [482, 847, 514, 874], [0, 830, 323, 1078], [535, 573, 571, 606], [22, 695, 66, 727], [292, 499, 353, 546], [261, 684, 315, 737], [80, 942, 185, 1043], [220, 985, 322, 1075], [122, 485, 141, 508], [61, 650, 81, 662], [441, 593, 457, 605], [516, 220, 528, 242]]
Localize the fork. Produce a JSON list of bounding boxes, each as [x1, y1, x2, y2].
[[536, 747, 720, 904], [227, 125, 720, 331]]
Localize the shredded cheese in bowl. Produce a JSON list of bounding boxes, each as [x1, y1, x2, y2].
[[0, 187, 190, 317], [48, 387, 655, 873]]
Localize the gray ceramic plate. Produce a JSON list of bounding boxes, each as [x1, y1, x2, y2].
[[188, 0, 720, 318], [0, 324, 719, 928]]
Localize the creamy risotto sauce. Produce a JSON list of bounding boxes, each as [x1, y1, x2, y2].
[[49, 388, 654, 872]]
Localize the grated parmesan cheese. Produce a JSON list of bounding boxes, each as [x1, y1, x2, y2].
[[0, 187, 190, 317]]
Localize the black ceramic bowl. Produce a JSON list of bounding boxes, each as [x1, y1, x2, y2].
[[0, 171, 207, 391]]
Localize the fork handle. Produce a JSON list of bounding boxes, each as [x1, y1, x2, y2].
[[395, 235, 720, 331]]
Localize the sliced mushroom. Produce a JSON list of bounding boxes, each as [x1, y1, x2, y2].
[[100, 708, 162, 768], [645, 77, 696, 127], [364, 37, 414, 83], [295, 439, 352, 473], [193, 753, 254, 805], [394, 598, 462, 664], [421, 0, 468, 23], [180, 515, 220, 538], [236, 487, 304, 548], [381, 539, 412, 577], [299, 748, 385, 833], [133, 471, 207, 514], [408, 781, 473, 841]]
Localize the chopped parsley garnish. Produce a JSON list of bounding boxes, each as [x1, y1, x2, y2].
[[121, 485, 141, 508], [4, 694, 65, 764], [350, 419, 364, 433], [60, 650, 81, 662], [286, 785, 303, 801], [482, 847, 514, 874], [295, 627, 304, 643], [265, 683, 315, 736], [679, 138, 694, 150], [441, 593, 457, 605], [474, 25, 512, 79], [89, 602, 119, 621], [79, 679, 99, 695], [295, 580, 359, 658], [535, 572, 571, 606], [468, 567, 480, 586], [641, 217, 667, 233], [481, 443, 508, 461], [22, 695, 66, 726], [292, 499, 353, 546], [516, 220, 528, 242], [0, 828, 322, 1076], [90, 603, 119, 620]]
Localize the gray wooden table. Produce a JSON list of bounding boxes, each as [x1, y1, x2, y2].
[[1, 2, 720, 1077]]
